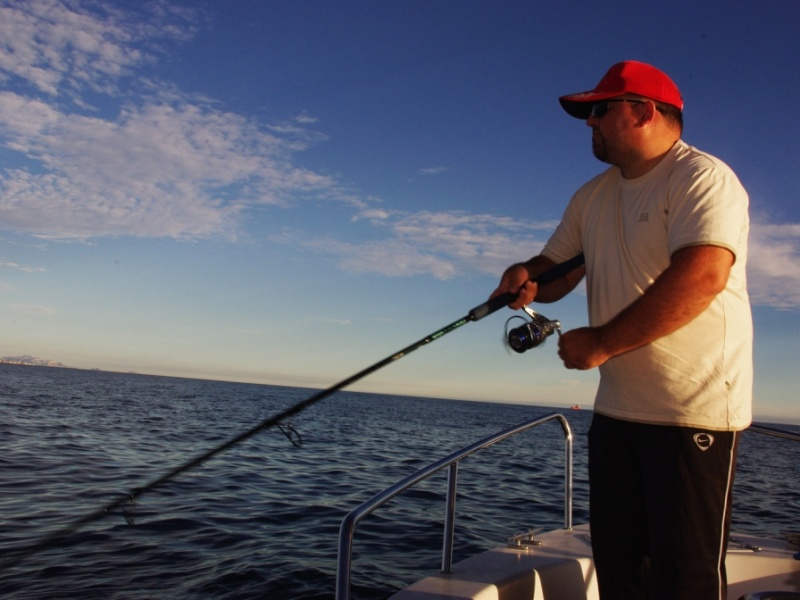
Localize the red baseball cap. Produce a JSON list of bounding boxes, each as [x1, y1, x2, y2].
[[559, 61, 684, 119]]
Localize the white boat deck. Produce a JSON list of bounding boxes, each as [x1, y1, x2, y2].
[[390, 524, 800, 600]]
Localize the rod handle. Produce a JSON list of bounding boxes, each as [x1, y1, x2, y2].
[[468, 253, 585, 321]]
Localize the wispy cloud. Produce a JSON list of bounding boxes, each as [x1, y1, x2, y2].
[[0, 0, 155, 97], [0, 259, 46, 273], [0, 0, 348, 241], [279, 209, 559, 280], [748, 221, 800, 309], [417, 166, 448, 176], [294, 111, 319, 125], [0, 94, 342, 239], [283, 208, 800, 311]]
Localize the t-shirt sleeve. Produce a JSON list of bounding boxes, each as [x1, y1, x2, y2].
[[541, 192, 585, 264], [666, 156, 749, 262]]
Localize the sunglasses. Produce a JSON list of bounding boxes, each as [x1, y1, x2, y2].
[[590, 99, 645, 119]]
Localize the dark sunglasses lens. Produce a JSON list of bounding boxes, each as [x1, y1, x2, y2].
[[591, 102, 609, 118]]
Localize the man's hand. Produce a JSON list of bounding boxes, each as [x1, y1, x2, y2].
[[490, 255, 579, 310], [490, 263, 541, 310], [558, 327, 611, 370]]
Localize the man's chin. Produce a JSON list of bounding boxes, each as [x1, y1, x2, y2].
[[592, 147, 609, 163], [591, 138, 607, 162]]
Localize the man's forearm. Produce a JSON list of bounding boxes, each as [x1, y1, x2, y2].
[[597, 245, 733, 359], [557, 245, 734, 370], [523, 255, 585, 303]]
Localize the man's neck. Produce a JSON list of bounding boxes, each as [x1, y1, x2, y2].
[[620, 138, 679, 179]]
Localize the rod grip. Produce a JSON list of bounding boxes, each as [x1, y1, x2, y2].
[[468, 253, 585, 321]]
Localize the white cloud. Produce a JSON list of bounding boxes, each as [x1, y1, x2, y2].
[[0, 0, 166, 96], [294, 111, 319, 125], [748, 221, 800, 309], [281, 209, 557, 280], [308, 236, 461, 280], [0, 259, 46, 273], [0, 0, 348, 241], [417, 166, 448, 176], [283, 207, 800, 312]]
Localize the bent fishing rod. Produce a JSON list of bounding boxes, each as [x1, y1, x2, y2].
[[2, 253, 585, 571]]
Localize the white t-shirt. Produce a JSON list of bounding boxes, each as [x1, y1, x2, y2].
[[543, 140, 752, 431]]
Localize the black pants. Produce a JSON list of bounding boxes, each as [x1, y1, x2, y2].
[[588, 413, 740, 600]]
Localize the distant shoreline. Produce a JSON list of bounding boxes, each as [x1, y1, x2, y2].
[[0, 355, 67, 368]]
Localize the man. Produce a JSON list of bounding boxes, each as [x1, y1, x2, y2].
[[491, 61, 752, 599]]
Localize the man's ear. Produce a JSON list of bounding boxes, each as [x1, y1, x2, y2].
[[636, 100, 658, 127]]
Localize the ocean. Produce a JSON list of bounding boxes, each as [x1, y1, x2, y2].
[[1, 364, 798, 599]]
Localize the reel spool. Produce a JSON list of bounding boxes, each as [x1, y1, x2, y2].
[[504, 306, 561, 354]]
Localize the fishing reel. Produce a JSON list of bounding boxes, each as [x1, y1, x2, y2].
[[504, 305, 561, 354]]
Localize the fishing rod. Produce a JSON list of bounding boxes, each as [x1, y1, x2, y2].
[[1, 253, 585, 571]]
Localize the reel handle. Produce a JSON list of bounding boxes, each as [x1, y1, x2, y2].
[[468, 253, 585, 321]]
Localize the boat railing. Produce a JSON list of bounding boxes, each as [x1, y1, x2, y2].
[[335, 411, 574, 600], [747, 423, 800, 443]]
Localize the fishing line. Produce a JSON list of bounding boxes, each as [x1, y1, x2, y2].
[[1, 253, 585, 571], [276, 422, 303, 448]]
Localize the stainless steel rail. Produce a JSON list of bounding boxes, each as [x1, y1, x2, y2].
[[748, 423, 800, 443], [335, 412, 574, 600]]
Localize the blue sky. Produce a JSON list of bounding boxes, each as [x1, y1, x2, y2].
[[1, 0, 798, 422]]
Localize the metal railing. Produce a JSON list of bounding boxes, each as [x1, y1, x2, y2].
[[334, 416, 799, 599], [748, 423, 800, 443], [335, 412, 574, 600]]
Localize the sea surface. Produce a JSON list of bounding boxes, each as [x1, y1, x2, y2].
[[1, 364, 798, 599]]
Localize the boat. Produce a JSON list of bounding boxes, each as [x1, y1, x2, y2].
[[570, 404, 581, 410], [335, 413, 800, 600]]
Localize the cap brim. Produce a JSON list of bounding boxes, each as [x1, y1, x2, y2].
[[559, 90, 622, 119]]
